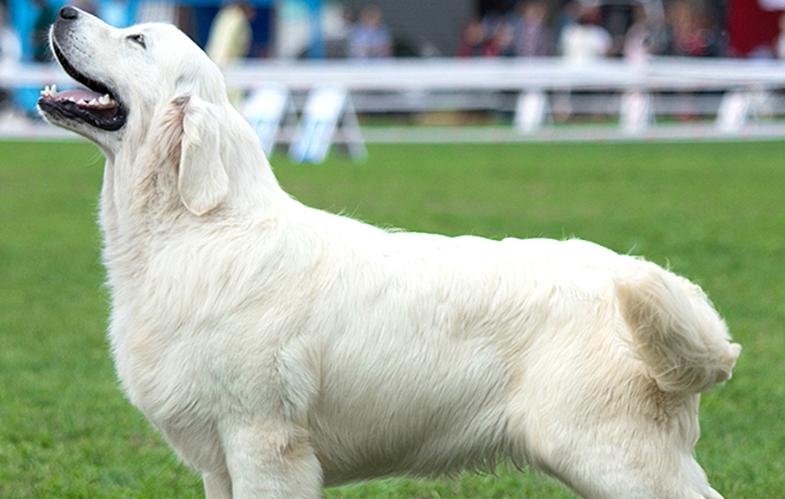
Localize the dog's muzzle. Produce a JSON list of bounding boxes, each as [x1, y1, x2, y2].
[[37, 6, 127, 131]]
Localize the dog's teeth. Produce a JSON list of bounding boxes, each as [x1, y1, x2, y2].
[[41, 85, 58, 98], [98, 94, 112, 105], [89, 98, 100, 106]]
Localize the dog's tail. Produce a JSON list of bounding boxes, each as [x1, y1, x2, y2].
[[615, 262, 741, 393]]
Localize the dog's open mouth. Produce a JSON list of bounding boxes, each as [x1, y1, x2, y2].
[[38, 40, 127, 131]]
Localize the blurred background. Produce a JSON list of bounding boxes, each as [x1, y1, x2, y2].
[[4, 0, 785, 148]]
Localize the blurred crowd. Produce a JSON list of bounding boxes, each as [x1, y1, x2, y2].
[[5, 0, 785, 65], [335, 0, 785, 61], [456, 0, 727, 61]]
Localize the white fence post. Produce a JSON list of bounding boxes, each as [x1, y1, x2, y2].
[[620, 90, 654, 135], [514, 91, 550, 135], [716, 90, 755, 133]]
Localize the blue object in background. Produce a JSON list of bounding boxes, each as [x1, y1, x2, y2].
[[9, 0, 64, 115], [193, 5, 272, 55], [7, 0, 323, 115]]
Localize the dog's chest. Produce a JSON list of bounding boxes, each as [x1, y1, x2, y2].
[[109, 313, 231, 469], [110, 310, 203, 415]]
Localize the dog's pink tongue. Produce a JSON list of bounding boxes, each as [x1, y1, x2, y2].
[[58, 89, 102, 101]]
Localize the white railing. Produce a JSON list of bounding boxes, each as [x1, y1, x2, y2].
[[4, 57, 785, 142], [221, 57, 785, 92]]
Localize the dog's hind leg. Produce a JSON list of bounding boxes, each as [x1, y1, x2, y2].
[[507, 346, 725, 499], [556, 456, 725, 499], [221, 421, 322, 499], [203, 470, 232, 499], [560, 446, 725, 499], [511, 396, 725, 499]]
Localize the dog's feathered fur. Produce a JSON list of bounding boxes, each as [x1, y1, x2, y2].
[[39, 8, 740, 499]]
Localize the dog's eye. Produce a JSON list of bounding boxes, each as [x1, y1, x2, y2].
[[127, 34, 146, 49]]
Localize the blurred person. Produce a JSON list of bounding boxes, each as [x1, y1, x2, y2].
[[512, 0, 552, 57], [480, 11, 504, 38], [483, 17, 516, 57], [457, 14, 515, 58], [661, 0, 721, 57], [623, 4, 665, 64], [659, 1, 720, 121], [558, 4, 612, 60], [456, 17, 491, 56], [553, 1, 580, 49], [467, 12, 508, 57], [206, 2, 256, 65], [348, 4, 392, 59], [206, 2, 256, 107], [32, 0, 57, 62], [493, 21, 517, 57]]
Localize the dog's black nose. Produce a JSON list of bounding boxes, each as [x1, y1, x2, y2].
[[58, 6, 79, 20]]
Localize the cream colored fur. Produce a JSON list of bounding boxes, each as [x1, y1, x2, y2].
[[39, 9, 740, 499]]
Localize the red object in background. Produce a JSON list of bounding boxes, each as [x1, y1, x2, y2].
[[727, 0, 782, 56]]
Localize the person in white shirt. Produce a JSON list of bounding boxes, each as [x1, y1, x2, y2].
[[559, 4, 612, 61]]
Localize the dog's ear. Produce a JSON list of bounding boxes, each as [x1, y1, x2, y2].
[[176, 96, 229, 216]]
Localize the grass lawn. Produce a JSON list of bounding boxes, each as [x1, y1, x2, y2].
[[1, 140, 783, 498]]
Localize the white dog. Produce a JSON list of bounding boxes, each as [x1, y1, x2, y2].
[[39, 7, 740, 499]]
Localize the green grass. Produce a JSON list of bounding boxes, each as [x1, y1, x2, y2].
[[1, 140, 783, 498]]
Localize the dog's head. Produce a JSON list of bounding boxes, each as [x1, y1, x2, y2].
[[38, 6, 236, 215]]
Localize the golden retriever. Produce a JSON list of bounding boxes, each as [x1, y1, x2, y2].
[[38, 7, 740, 499]]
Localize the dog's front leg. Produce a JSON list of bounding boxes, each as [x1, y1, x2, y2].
[[222, 420, 322, 498], [203, 470, 232, 499]]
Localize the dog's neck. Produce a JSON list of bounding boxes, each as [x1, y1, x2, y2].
[[97, 119, 289, 293]]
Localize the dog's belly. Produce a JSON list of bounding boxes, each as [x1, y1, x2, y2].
[[308, 330, 516, 485]]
